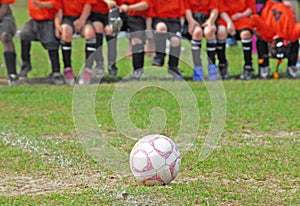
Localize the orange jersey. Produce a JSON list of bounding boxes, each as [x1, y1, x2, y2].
[[28, 0, 60, 20], [150, 0, 185, 18], [123, 0, 151, 18], [185, 0, 218, 15], [59, 0, 97, 16], [252, 1, 300, 42], [218, 0, 256, 30], [0, 0, 14, 4]]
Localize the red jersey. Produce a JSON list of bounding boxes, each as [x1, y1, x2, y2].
[[252, 1, 300, 42], [28, 0, 60, 20], [185, 0, 218, 15], [218, 0, 256, 30], [0, 0, 14, 4], [150, 0, 185, 18], [122, 0, 151, 18], [92, 0, 116, 14], [59, 0, 97, 16]]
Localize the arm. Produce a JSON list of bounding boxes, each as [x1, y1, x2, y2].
[[119, 2, 149, 13], [232, 8, 252, 21], [202, 8, 218, 33], [185, 9, 199, 35], [220, 11, 236, 36], [32, 0, 54, 8], [104, 0, 117, 9], [54, 9, 63, 38], [74, 4, 92, 33], [0, 3, 10, 21]]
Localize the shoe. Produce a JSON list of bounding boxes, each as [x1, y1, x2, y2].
[[219, 61, 230, 80], [79, 67, 94, 85], [151, 55, 164, 67], [51, 72, 65, 85], [286, 66, 298, 79], [108, 64, 118, 77], [131, 68, 144, 80], [8, 74, 19, 86], [208, 64, 219, 81], [259, 66, 270, 79], [19, 62, 32, 78], [168, 66, 183, 80], [240, 65, 254, 80], [226, 37, 238, 47], [193, 66, 203, 81], [64, 67, 75, 85], [96, 63, 105, 76], [108, 7, 123, 36]]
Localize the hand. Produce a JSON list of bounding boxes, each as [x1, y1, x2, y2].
[[119, 4, 129, 13], [188, 19, 199, 35], [227, 22, 236, 36], [74, 18, 85, 33], [55, 24, 62, 39], [104, 0, 117, 9], [32, 0, 42, 8], [202, 20, 216, 34], [232, 13, 242, 21]]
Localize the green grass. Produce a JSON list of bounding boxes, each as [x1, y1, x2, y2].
[[0, 2, 299, 205]]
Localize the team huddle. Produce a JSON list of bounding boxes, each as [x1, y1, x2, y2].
[[0, 0, 299, 85]]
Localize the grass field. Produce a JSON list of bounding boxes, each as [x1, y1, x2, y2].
[[0, 2, 299, 205]]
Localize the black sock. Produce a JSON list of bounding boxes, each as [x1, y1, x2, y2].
[[154, 32, 167, 57], [132, 43, 144, 70], [191, 39, 202, 66], [4, 51, 16, 75], [48, 50, 60, 73], [217, 39, 226, 65], [106, 35, 117, 66], [61, 40, 72, 69], [242, 38, 253, 66], [206, 39, 217, 65], [96, 33, 104, 65], [85, 38, 97, 68], [168, 45, 180, 67], [21, 39, 31, 64], [287, 40, 299, 67], [256, 37, 269, 67]]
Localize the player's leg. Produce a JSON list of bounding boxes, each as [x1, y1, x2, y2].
[[240, 29, 254, 80], [60, 17, 76, 84], [151, 20, 167, 67], [217, 25, 230, 79], [105, 23, 118, 76], [286, 40, 299, 78], [92, 19, 105, 76], [256, 35, 270, 79], [204, 23, 218, 80]]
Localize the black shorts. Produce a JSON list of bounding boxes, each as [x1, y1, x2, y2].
[[20, 19, 59, 50], [62, 16, 80, 33], [152, 17, 182, 38], [232, 28, 253, 40], [0, 12, 16, 37], [88, 12, 109, 26], [127, 15, 146, 43]]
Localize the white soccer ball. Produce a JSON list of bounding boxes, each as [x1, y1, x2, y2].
[[129, 134, 181, 185]]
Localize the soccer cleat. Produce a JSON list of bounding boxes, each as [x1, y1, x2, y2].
[[168, 66, 183, 80], [131, 68, 144, 80], [259, 66, 270, 79], [8, 74, 19, 86], [240, 65, 254, 80], [51, 72, 65, 85], [95, 63, 105, 76], [193, 66, 203, 81], [64, 67, 75, 85], [286, 66, 298, 79], [79, 68, 94, 85], [19, 62, 32, 78], [109, 7, 123, 36], [208, 64, 219, 81], [108, 64, 118, 77], [151, 55, 165, 67], [219, 61, 230, 80]]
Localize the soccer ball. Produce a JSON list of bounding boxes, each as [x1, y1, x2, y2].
[[129, 134, 181, 185]]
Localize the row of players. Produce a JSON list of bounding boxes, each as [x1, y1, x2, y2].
[[1, 0, 299, 85]]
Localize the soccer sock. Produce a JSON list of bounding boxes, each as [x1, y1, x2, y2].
[[48, 50, 60, 73], [95, 33, 104, 65], [206, 39, 217, 65], [242, 38, 253, 66], [61, 40, 72, 69], [106, 35, 117, 66], [256, 38, 269, 67], [168, 45, 181, 67], [85, 38, 97, 68], [287, 40, 299, 67], [216, 39, 226, 65], [21, 39, 31, 64], [191, 40, 202, 66], [154, 32, 167, 58], [4, 51, 17, 75], [132, 43, 144, 70]]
